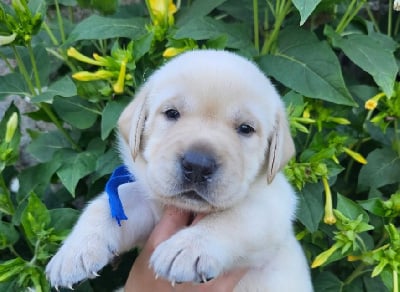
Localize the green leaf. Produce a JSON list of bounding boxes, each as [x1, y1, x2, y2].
[[258, 27, 355, 106], [56, 149, 99, 196], [67, 15, 147, 43], [101, 99, 128, 140], [20, 193, 51, 245], [77, 0, 118, 14], [18, 160, 63, 198], [0, 221, 19, 249], [313, 272, 343, 292], [336, 194, 369, 221], [292, 0, 322, 25], [0, 73, 29, 99], [297, 182, 324, 232], [31, 76, 77, 103], [53, 96, 99, 129], [326, 27, 398, 98], [174, 17, 255, 54], [358, 148, 400, 193], [0, 258, 26, 282], [51, 0, 77, 6], [27, 131, 71, 162], [49, 208, 79, 236], [133, 32, 154, 61], [177, 0, 228, 25], [92, 148, 121, 182], [358, 198, 386, 217]]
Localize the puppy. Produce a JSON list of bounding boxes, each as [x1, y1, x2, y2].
[[46, 50, 313, 291]]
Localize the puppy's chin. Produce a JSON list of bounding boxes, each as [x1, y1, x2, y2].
[[156, 192, 220, 213]]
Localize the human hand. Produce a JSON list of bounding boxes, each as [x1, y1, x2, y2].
[[124, 206, 246, 292]]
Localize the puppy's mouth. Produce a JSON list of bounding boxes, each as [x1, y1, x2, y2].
[[178, 190, 210, 204], [161, 190, 216, 212]]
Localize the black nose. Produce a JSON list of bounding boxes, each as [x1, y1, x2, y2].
[[181, 149, 217, 184]]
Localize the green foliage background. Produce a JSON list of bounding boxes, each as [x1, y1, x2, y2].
[[0, 0, 400, 291]]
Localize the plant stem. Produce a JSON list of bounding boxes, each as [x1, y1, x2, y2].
[[393, 269, 399, 292], [54, 0, 66, 43], [253, 0, 260, 53], [11, 45, 36, 96], [336, 0, 366, 34], [394, 119, 400, 157], [344, 262, 368, 285], [394, 16, 400, 36], [388, 0, 393, 36], [365, 4, 380, 32], [41, 22, 59, 46], [261, 0, 291, 55], [40, 103, 81, 151], [8, 245, 20, 258], [26, 43, 42, 94]]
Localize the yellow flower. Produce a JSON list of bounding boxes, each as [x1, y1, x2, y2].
[[5, 112, 18, 143], [72, 70, 115, 81], [67, 47, 106, 66], [302, 107, 311, 119], [343, 147, 367, 164], [147, 0, 177, 27], [163, 47, 186, 58], [365, 99, 377, 110], [347, 255, 362, 262], [112, 60, 127, 94], [312, 244, 339, 268], [365, 92, 385, 111], [0, 33, 17, 46], [322, 177, 336, 225]]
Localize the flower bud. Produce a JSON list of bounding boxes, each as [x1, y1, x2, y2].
[[311, 244, 339, 268], [67, 47, 105, 66], [163, 47, 185, 58], [322, 177, 336, 225], [0, 33, 17, 46], [113, 60, 127, 94], [343, 147, 367, 164], [5, 112, 18, 143], [72, 70, 115, 81], [12, 0, 26, 12]]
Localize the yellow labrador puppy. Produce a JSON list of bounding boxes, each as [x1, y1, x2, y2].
[[46, 50, 313, 291]]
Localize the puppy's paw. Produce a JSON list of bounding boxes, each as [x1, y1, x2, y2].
[[150, 230, 226, 284], [45, 234, 117, 289]]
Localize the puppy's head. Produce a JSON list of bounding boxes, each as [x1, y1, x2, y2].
[[118, 50, 294, 212]]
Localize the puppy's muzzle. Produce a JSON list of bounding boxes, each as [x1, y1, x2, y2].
[[181, 149, 217, 184]]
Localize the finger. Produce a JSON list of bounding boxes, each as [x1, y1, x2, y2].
[[174, 268, 248, 292], [147, 206, 191, 247], [200, 268, 248, 292], [191, 212, 207, 225]]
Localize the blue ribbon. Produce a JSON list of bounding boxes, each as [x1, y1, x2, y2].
[[105, 165, 134, 226]]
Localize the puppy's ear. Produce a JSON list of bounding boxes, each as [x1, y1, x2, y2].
[[118, 85, 148, 160], [266, 109, 295, 184]]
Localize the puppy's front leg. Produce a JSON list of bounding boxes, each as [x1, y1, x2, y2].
[[46, 182, 159, 289]]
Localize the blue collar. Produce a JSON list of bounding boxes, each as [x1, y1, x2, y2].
[[105, 165, 134, 226]]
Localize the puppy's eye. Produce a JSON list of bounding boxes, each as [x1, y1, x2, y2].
[[237, 123, 255, 136], [164, 109, 180, 121]]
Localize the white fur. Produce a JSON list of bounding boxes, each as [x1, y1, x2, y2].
[[46, 50, 313, 291]]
